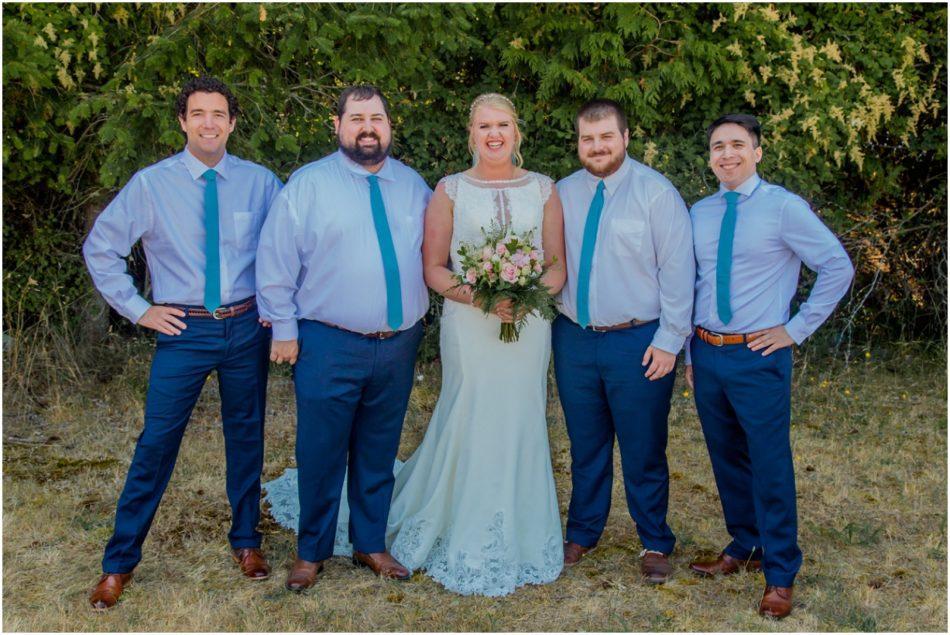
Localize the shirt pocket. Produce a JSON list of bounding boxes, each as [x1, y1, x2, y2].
[[608, 217, 646, 257], [229, 211, 263, 250]]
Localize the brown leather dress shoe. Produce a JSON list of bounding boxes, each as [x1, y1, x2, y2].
[[759, 584, 793, 618], [285, 557, 325, 592], [563, 541, 594, 566], [689, 551, 762, 577], [352, 551, 411, 580], [232, 547, 270, 580], [641, 550, 672, 584], [89, 573, 133, 611]]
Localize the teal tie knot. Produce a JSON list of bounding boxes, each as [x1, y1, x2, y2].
[[202, 168, 221, 313], [367, 174, 403, 331], [716, 190, 741, 325], [576, 179, 606, 329]]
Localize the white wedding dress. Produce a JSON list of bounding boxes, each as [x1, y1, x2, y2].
[[264, 171, 564, 596]]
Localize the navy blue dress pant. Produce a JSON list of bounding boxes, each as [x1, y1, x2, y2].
[[690, 337, 802, 587], [293, 319, 423, 563], [102, 301, 269, 574], [552, 315, 676, 554]]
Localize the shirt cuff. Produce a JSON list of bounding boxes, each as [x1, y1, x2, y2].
[[650, 328, 685, 356], [123, 296, 152, 326], [784, 316, 810, 345], [272, 319, 299, 341]]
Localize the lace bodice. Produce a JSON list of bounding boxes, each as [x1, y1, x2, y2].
[[440, 172, 553, 273]]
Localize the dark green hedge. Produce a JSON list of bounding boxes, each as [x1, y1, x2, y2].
[[3, 3, 946, 343]]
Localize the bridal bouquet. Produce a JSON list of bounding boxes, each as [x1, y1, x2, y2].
[[454, 225, 557, 343]]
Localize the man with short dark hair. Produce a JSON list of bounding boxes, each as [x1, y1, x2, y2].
[[256, 84, 430, 591], [685, 113, 853, 618], [553, 98, 694, 583], [83, 75, 282, 610]]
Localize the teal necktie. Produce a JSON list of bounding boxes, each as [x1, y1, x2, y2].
[[367, 175, 403, 331], [576, 180, 606, 329], [716, 190, 741, 325], [202, 169, 221, 313]]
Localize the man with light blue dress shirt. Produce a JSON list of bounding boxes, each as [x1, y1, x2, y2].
[[684, 114, 853, 619], [256, 85, 430, 591], [553, 99, 695, 584], [83, 76, 282, 610]]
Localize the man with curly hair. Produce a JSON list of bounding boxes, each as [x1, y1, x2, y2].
[[83, 75, 282, 610]]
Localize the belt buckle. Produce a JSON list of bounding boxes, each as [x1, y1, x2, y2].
[[707, 330, 725, 347], [590, 325, 607, 333], [212, 307, 229, 320]]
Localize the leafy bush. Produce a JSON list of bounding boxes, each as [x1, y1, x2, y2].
[[3, 3, 946, 344]]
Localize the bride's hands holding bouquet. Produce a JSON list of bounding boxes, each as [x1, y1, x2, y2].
[[455, 225, 556, 342]]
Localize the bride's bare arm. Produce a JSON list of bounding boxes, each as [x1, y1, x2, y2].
[[423, 181, 476, 306], [540, 185, 567, 295]]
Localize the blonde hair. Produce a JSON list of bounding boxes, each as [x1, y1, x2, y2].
[[467, 93, 524, 168]]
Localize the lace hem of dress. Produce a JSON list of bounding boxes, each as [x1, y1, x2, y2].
[[261, 467, 359, 557], [391, 511, 563, 597], [263, 468, 564, 596]]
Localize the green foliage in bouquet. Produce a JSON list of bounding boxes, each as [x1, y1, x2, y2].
[[454, 224, 557, 343]]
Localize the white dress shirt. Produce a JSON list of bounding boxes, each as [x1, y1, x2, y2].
[[557, 156, 695, 354], [82, 148, 282, 324], [256, 151, 431, 340], [687, 173, 854, 363]]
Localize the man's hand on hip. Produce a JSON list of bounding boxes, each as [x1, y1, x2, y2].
[[747, 325, 794, 356], [270, 339, 299, 365], [137, 306, 187, 336]]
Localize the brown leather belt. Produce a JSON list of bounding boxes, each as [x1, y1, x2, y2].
[[587, 318, 653, 332], [320, 321, 399, 340], [166, 298, 256, 320], [695, 326, 755, 346]]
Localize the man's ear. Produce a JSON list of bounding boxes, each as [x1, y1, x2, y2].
[[332, 115, 340, 135]]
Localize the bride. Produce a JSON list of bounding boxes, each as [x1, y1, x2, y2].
[[266, 93, 566, 597]]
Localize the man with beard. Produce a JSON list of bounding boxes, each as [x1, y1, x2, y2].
[[552, 99, 694, 583], [256, 85, 430, 591]]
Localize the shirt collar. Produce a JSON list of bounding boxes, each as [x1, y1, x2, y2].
[[337, 149, 397, 182], [181, 147, 230, 181], [718, 173, 760, 199], [585, 155, 631, 196]]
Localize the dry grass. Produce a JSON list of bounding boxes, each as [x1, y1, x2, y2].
[[3, 336, 946, 632]]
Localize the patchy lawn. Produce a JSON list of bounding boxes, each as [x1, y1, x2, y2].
[[3, 339, 946, 632]]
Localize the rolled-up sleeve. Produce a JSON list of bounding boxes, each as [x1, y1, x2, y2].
[[650, 188, 696, 354], [82, 173, 154, 325], [780, 198, 855, 344], [256, 189, 302, 341]]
